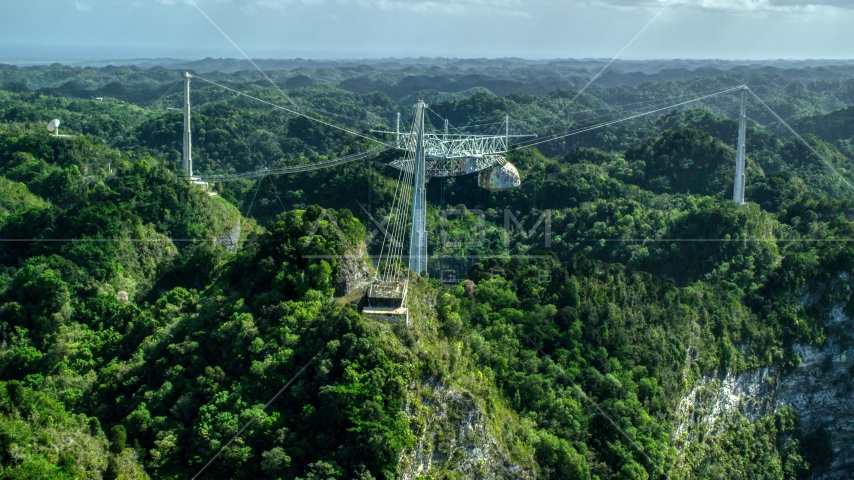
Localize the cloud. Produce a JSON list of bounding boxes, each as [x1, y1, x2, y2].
[[74, 1, 93, 11], [588, 0, 853, 11], [156, 0, 527, 16], [768, 0, 854, 8], [354, 0, 524, 16], [146, 0, 854, 18]]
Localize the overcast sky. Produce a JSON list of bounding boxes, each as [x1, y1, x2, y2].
[[1, 0, 853, 62]]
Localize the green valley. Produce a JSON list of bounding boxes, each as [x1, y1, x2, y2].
[[1, 59, 854, 479]]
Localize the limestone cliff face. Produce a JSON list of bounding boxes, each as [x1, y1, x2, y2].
[[335, 242, 372, 297], [674, 280, 854, 478], [781, 340, 854, 477], [214, 222, 242, 252], [398, 379, 532, 479]]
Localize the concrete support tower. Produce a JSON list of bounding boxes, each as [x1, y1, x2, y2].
[[409, 101, 428, 275], [505, 115, 509, 147], [183, 72, 193, 178], [733, 86, 748, 205]]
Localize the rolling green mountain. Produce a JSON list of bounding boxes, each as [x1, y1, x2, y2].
[[1, 61, 854, 479]]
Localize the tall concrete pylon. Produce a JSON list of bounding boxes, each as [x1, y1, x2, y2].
[[409, 101, 427, 275], [183, 71, 193, 178], [733, 85, 749, 205]]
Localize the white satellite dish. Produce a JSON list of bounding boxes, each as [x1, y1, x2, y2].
[[47, 119, 60, 135]]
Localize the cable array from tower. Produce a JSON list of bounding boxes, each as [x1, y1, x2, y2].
[[377, 118, 418, 282], [747, 89, 854, 194], [190, 74, 391, 147], [437, 86, 741, 133], [508, 86, 745, 152], [190, 74, 854, 205], [194, 148, 387, 182]]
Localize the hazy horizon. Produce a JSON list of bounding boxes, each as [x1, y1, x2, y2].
[[3, 55, 853, 69], [3, 1, 854, 65]]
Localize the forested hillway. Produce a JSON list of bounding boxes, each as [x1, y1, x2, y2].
[[1, 60, 854, 479]]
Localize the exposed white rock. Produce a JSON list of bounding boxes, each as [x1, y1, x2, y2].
[[798, 290, 820, 308], [398, 379, 531, 479], [674, 281, 854, 478], [214, 222, 242, 252], [829, 303, 848, 326], [335, 242, 372, 297], [774, 340, 854, 478]]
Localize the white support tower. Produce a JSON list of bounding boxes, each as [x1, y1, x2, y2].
[[733, 85, 748, 206], [183, 71, 193, 178], [505, 115, 509, 145], [396, 112, 401, 147], [409, 101, 428, 275]]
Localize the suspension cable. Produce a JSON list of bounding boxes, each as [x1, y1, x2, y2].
[[511, 86, 743, 134], [377, 114, 417, 280], [421, 86, 741, 146], [425, 105, 465, 137], [194, 148, 387, 182], [749, 89, 854, 194], [377, 150, 408, 278], [387, 147, 416, 281], [195, 88, 287, 211], [510, 86, 743, 152], [389, 127, 418, 280], [192, 81, 389, 182], [447, 85, 741, 132], [190, 74, 392, 147]]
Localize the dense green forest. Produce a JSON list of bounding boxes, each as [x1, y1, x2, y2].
[[1, 61, 854, 478]]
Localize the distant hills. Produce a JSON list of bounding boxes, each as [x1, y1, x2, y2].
[[5, 56, 854, 74]]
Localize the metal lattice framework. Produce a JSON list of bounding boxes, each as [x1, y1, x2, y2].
[[389, 134, 508, 176], [372, 102, 535, 277], [377, 110, 534, 178], [390, 152, 506, 177]]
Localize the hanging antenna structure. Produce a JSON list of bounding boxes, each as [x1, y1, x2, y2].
[[362, 102, 533, 324], [373, 102, 535, 276], [377, 107, 534, 181]]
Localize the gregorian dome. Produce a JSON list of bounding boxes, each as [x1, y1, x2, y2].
[[478, 159, 521, 191]]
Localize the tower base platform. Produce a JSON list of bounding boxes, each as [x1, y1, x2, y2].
[[362, 280, 410, 327], [362, 306, 410, 326]]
